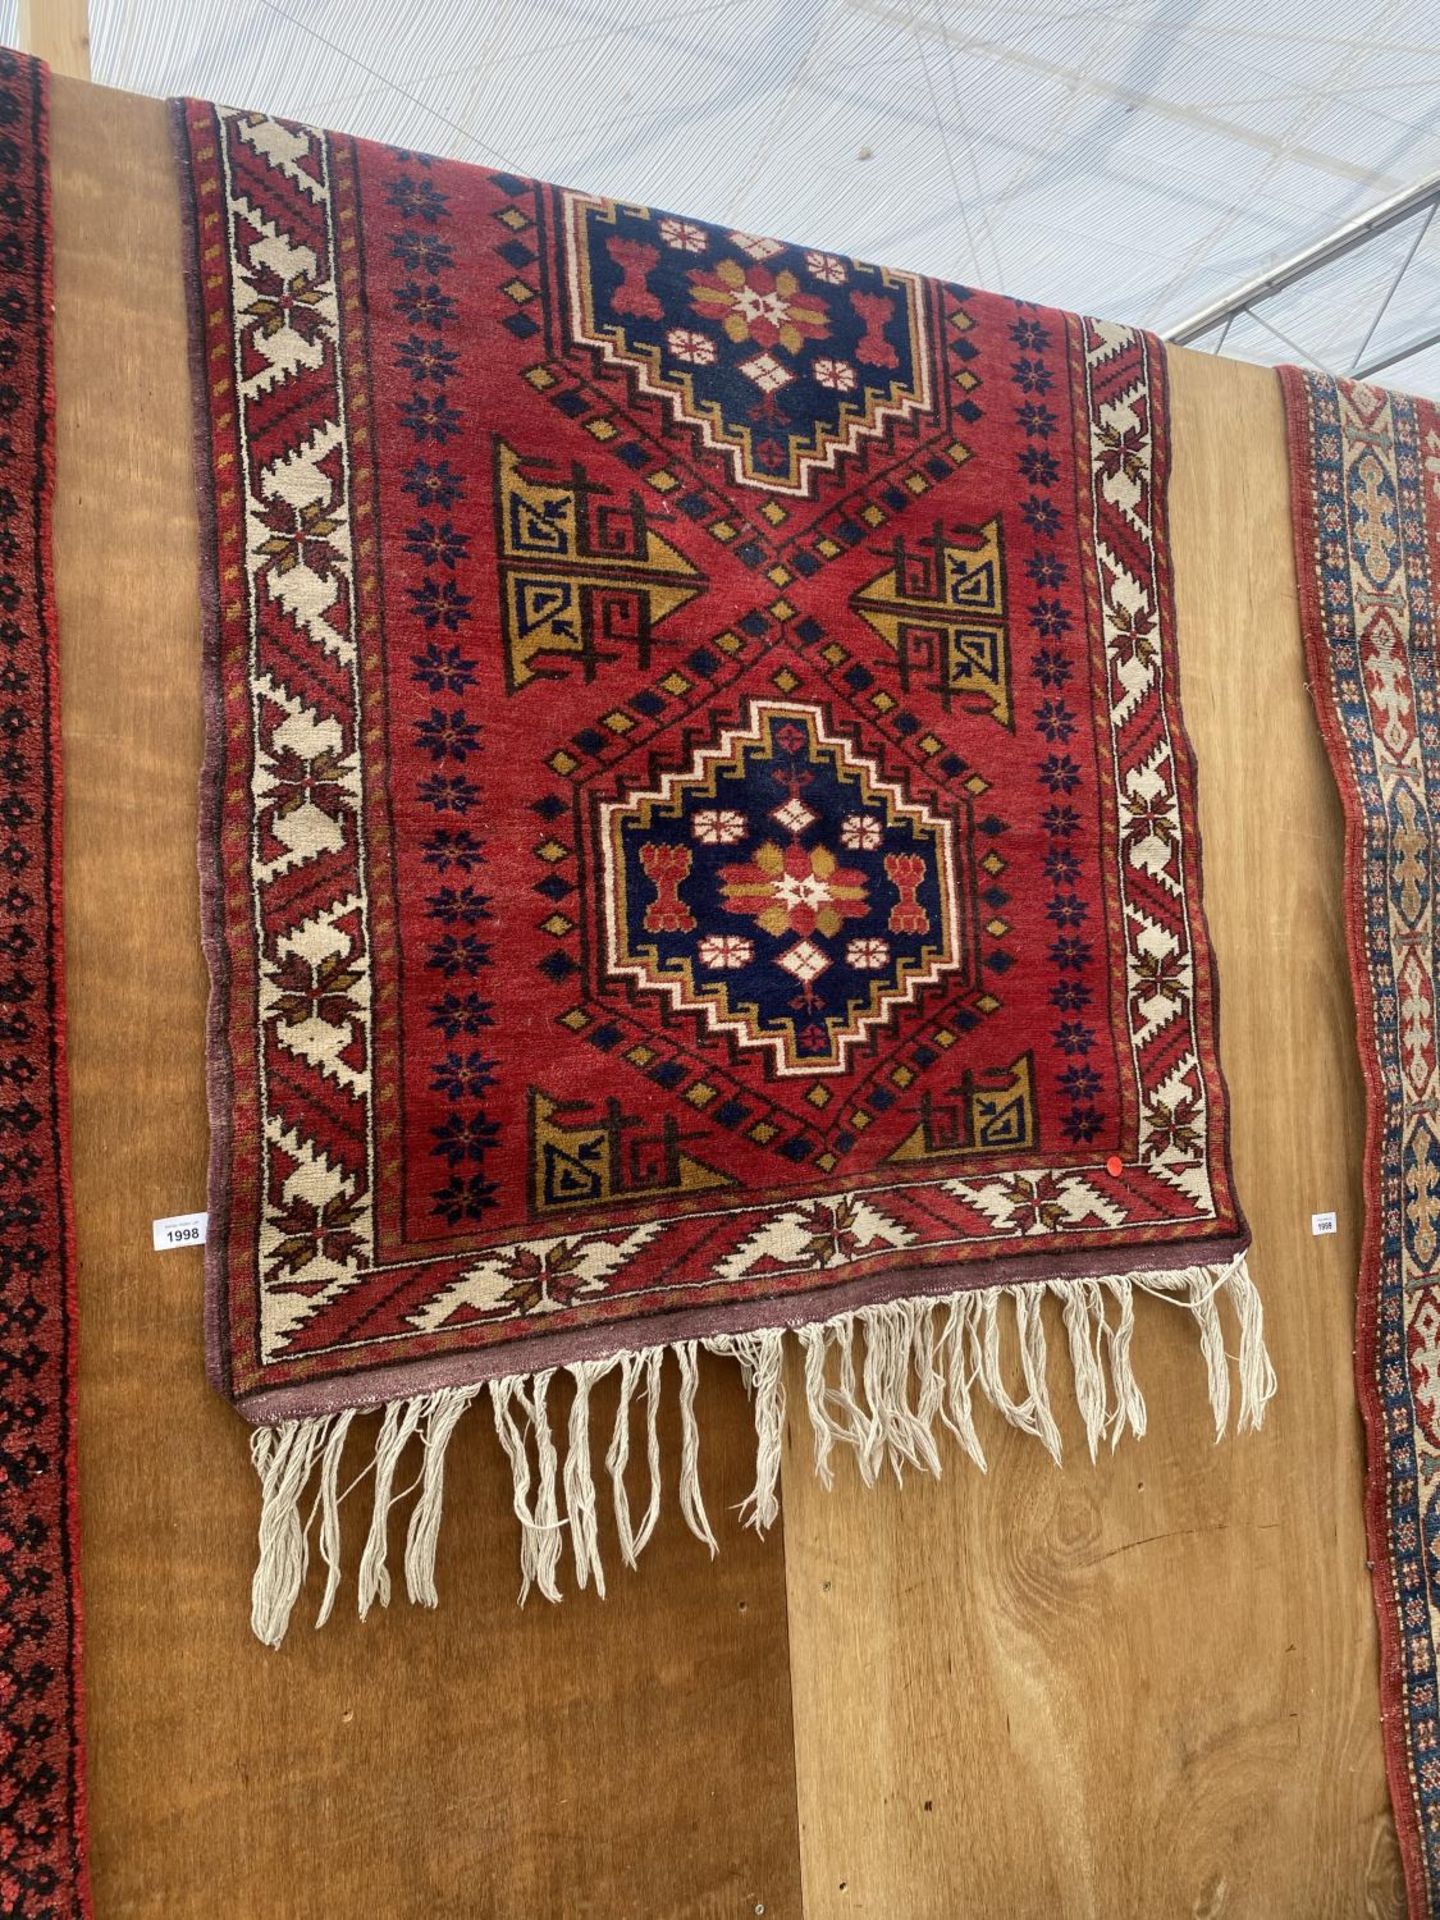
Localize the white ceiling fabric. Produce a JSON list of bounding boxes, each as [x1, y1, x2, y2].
[[65, 2, 1440, 391]]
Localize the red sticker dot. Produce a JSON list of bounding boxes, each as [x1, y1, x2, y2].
[[1105, 1155, 1124, 1177]]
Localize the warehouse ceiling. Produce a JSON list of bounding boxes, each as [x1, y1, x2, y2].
[[76, 0, 1440, 394]]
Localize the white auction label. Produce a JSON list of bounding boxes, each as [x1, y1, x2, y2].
[[1311, 1210, 1338, 1237], [152, 1211, 208, 1251]]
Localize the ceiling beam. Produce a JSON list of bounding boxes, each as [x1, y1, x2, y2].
[[1353, 319, 1440, 382], [852, 0, 1402, 194], [1164, 169, 1440, 345]]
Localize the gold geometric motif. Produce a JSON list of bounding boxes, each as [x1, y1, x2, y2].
[[887, 1052, 1036, 1161], [494, 438, 703, 690], [850, 517, 1012, 727], [530, 1087, 733, 1215]]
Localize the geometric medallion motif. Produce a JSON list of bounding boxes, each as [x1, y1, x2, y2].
[[599, 701, 964, 1074], [562, 194, 933, 495]]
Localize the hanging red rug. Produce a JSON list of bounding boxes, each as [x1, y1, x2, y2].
[[1284, 364, 1440, 1918], [177, 100, 1267, 1645], [0, 48, 90, 1919]]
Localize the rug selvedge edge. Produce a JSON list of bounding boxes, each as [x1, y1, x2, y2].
[[1283, 359, 1435, 1920]]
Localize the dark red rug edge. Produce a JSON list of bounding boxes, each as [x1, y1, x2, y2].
[[1281, 359, 1427, 1918], [0, 46, 91, 1920]]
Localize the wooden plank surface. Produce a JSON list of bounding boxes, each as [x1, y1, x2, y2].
[[51, 74, 803, 1920], [780, 354, 1404, 1915], [44, 61, 1401, 1920], [18, 1, 90, 81]]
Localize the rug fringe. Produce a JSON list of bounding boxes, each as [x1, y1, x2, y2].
[[246, 1255, 1272, 1647]]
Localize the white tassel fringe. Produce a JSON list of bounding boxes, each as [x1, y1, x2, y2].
[[247, 1256, 1273, 1647]]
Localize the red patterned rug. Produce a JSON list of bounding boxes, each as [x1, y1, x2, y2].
[[0, 48, 90, 1919], [177, 101, 1269, 1646], [1285, 365, 1440, 1917]]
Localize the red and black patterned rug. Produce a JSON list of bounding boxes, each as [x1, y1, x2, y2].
[[177, 101, 1268, 1646], [0, 47, 90, 1919], [1286, 365, 1440, 1920]]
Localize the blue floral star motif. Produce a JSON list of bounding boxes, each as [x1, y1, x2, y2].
[[1011, 318, 1051, 353], [415, 707, 480, 762], [1031, 648, 1072, 688], [1018, 446, 1060, 486], [404, 520, 469, 570], [427, 885, 491, 924], [431, 1174, 500, 1222], [1053, 1020, 1094, 1055], [414, 710, 481, 760], [403, 459, 466, 509], [429, 992, 494, 1037], [422, 828, 486, 870], [427, 933, 492, 978], [1016, 401, 1058, 438], [387, 176, 450, 223], [395, 282, 458, 329], [1035, 699, 1075, 743], [391, 231, 455, 273], [400, 392, 462, 443], [1037, 753, 1081, 794], [1030, 597, 1072, 638], [1058, 1064, 1102, 1102], [430, 1112, 503, 1165], [430, 1049, 498, 1100], [409, 579, 473, 630], [1049, 934, 1093, 972], [396, 334, 459, 382], [411, 642, 478, 694], [1026, 551, 1067, 588], [1046, 892, 1088, 929], [417, 772, 480, 813], [1021, 494, 1062, 538], [1011, 357, 1054, 394]]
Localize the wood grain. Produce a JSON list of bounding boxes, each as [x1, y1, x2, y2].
[[780, 355, 1404, 1917], [18, 0, 89, 81], [51, 75, 802, 1920]]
